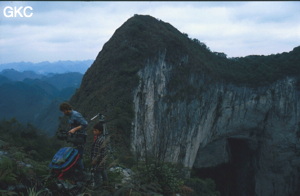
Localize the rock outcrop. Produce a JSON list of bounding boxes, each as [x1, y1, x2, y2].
[[70, 14, 300, 196], [131, 50, 300, 195]]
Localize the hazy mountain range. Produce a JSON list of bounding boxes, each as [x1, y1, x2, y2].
[[0, 68, 84, 135], [0, 60, 93, 74]]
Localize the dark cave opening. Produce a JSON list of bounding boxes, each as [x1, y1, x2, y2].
[[193, 138, 256, 196]]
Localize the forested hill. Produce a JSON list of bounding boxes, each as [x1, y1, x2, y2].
[[0, 71, 83, 135], [70, 13, 300, 130], [81, 14, 300, 88], [216, 46, 300, 86], [66, 14, 299, 163], [67, 14, 300, 196]]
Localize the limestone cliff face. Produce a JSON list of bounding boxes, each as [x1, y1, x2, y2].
[[131, 51, 300, 196], [69, 15, 300, 196]]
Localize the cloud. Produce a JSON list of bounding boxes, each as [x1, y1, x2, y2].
[[0, 1, 299, 63], [147, 2, 300, 57]]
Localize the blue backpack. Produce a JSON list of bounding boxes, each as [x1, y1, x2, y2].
[[49, 147, 80, 179]]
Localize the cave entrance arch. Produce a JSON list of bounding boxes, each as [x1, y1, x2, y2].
[[193, 137, 257, 196]]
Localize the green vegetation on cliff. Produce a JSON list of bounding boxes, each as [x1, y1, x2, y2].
[[69, 15, 299, 163]]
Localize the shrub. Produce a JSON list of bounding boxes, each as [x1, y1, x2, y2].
[[134, 162, 184, 195], [184, 177, 220, 196], [0, 157, 17, 185]]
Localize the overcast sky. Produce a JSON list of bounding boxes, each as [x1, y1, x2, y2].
[[0, 1, 299, 64]]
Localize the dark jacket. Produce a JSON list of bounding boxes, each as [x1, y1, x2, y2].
[[91, 134, 107, 169]]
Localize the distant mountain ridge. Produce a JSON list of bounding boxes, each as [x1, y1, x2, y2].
[[0, 60, 93, 74], [0, 69, 42, 81], [0, 69, 84, 135]]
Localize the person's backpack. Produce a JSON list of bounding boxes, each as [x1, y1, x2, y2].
[[49, 147, 80, 179]]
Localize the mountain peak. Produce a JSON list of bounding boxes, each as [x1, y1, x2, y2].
[[71, 15, 216, 115], [90, 14, 211, 77]]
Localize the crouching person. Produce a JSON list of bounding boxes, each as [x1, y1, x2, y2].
[[91, 122, 108, 188]]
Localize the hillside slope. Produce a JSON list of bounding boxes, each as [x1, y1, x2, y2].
[[0, 71, 83, 135]]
